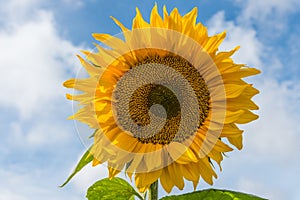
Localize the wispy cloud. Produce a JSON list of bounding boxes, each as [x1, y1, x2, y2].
[[0, 10, 79, 118], [235, 0, 300, 23], [0, 1, 87, 199], [207, 11, 263, 67]]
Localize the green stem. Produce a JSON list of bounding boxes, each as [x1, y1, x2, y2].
[[149, 180, 158, 200]]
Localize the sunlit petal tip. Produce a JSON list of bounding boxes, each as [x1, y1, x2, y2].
[[163, 5, 169, 18], [135, 6, 140, 14], [138, 185, 150, 193], [109, 16, 129, 33], [108, 166, 121, 178], [182, 7, 198, 25], [151, 3, 158, 15], [192, 180, 198, 190], [221, 30, 227, 37], [63, 78, 75, 88], [76, 54, 83, 61], [92, 33, 112, 43], [255, 68, 262, 74], [67, 115, 75, 120], [135, 7, 143, 20], [126, 172, 133, 181], [234, 45, 241, 51], [66, 93, 73, 100], [92, 159, 101, 167], [228, 135, 243, 150], [80, 50, 90, 56], [170, 7, 179, 16], [188, 7, 198, 17]]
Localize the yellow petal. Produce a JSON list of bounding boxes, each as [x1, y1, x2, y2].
[[241, 85, 260, 98], [110, 16, 129, 32], [63, 78, 75, 88], [150, 4, 164, 28], [222, 67, 261, 79], [92, 34, 130, 55], [167, 142, 198, 164], [135, 169, 162, 188], [163, 5, 169, 26], [81, 50, 111, 68], [225, 110, 245, 124], [181, 163, 200, 185], [220, 123, 244, 137], [132, 7, 149, 29], [192, 22, 208, 44], [198, 159, 216, 185], [208, 149, 223, 169], [70, 105, 99, 128], [110, 16, 131, 42], [138, 185, 151, 193], [126, 155, 143, 174], [168, 163, 184, 190], [77, 55, 102, 77], [217, 62, 243, 74], [225, 84, 249, 98], [143, 146, 163, 171], [108, 165, 121, 178], [160, 167, 175, 193], [227, 97, 259, 111], [92, 158, 102, 167], [97, 111, 114, 124], [236, 110, 259, 124], [215, 46, 240, 62], [94, 102, 110, 113], [228, 134, 243, 150], [113, 132, 138, 152], [182, 7, 197, 26], [168, 8, 182, 31], [213, 139, 233, 152], [203, 32, 226, 53]]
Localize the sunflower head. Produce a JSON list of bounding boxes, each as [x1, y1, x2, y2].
[[64, 5, 260, 193]]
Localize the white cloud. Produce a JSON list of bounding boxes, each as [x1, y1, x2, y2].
[[0, 10, 80, 119], [207, 11, 263, 67], [228, 78, 300, 199], [62, 0, 84, 8], [0, 168, 82, 200], [0, 0, 85, 27], [0, 1, 87, 199], [237, 178, 285, 200], [8, 120, 71, 149], [0, 0, 43, 26], [235, 0, 300, 22], [244, 79, 300, 161], [233, 0, 300, 39], [285, 27, 300, 80], [71, 163, 108, 192]]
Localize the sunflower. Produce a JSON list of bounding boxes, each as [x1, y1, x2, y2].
[[64, 5, 260, 193]]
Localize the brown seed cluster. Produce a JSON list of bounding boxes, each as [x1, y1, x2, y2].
[[116, 52, 210, 145]]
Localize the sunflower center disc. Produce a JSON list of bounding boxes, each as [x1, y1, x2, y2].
[[113, 53, 210, 145]]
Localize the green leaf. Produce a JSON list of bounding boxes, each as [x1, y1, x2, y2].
[[160, 189, 267, 200], [86, 177, 144, 200], [60, 146, 93, 187]]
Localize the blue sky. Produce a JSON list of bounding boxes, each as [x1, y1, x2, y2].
[[0, 0, 299, 199]]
